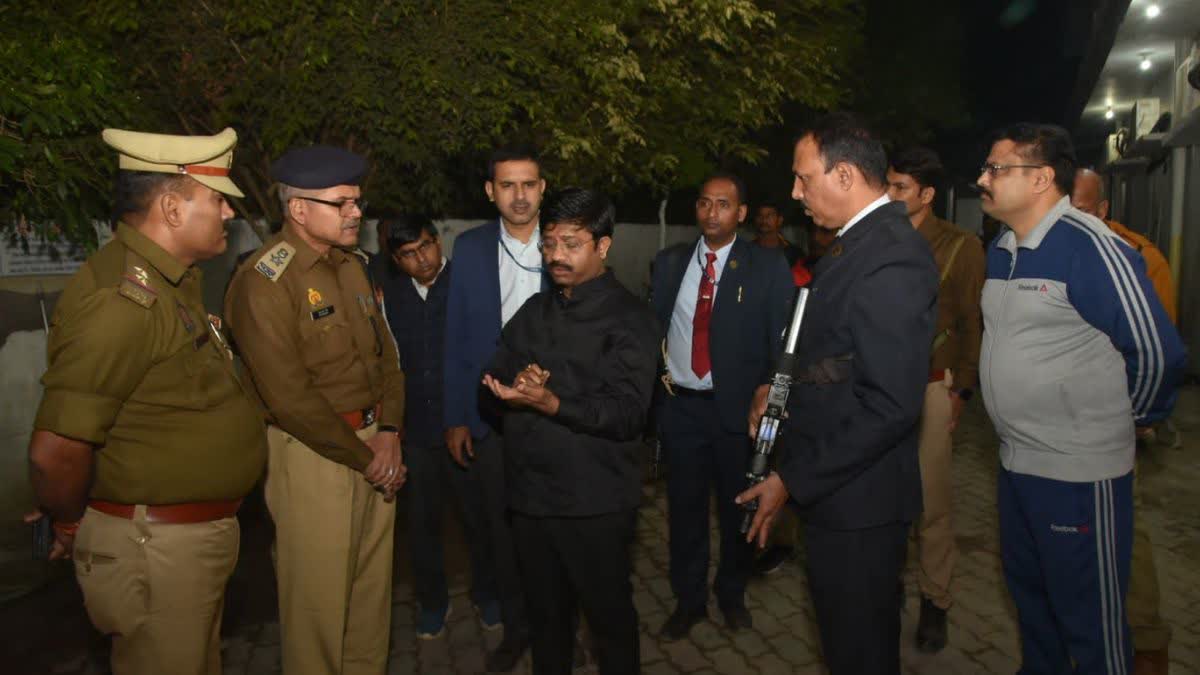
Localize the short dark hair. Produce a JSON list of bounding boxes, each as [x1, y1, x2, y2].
[[381, 214, 438, 252], [111, 170, 192, 222], [539, 187, 615, 241], [488, 144, 540, 181], [756, 200, 783, 215], [889, 146, 944, 191], [991, 123, 1077, 196], [700, 171, 748, 205], [797, 112, 888, 188]]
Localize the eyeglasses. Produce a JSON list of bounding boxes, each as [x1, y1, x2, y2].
[[979, 163, 1047, 178], [537, 237, 595, 254], [395, 239, 436, 261], [296, 196, 368, 215]]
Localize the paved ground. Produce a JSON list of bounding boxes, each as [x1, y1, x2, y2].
[[5, 387, 1200, 674]]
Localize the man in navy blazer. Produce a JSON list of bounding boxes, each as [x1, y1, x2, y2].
[[651, 172, 794, 639], [443, 145, 548, 671], [739, 114, 938, 674]]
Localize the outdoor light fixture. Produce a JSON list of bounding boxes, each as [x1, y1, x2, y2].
[[1145, 4, 1161, 19], [1140, 54, 1152, 71], [1105, 108, 1115, 120]]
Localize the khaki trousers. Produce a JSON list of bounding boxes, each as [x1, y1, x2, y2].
[[913, 375, 959, 609], [73, 506, 239, 675], [1128, 462, 1170, 651], [266, 424, 396, 675]]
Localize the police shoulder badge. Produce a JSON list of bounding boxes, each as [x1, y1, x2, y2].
[[254, 241, 297, 282], [118, 263, 157, 308]]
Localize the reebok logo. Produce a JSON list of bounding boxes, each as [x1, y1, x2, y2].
[[1016, 282, 1050, 294], [1050, 524, 1090, 534]]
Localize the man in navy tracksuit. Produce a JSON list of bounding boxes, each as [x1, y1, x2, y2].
[[977, 123, 1186, 673]]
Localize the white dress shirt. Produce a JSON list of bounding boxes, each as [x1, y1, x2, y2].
[[498, 222, 542, 326], [837, 193, 890, 238], [666, 236, 737, 390]]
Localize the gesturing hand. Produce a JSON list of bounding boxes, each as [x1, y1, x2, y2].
[[482, 365, 560, 416]]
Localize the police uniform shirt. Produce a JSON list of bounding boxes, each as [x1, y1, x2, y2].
[[224, 227, 406, 471], [34, 223, 267, 505]]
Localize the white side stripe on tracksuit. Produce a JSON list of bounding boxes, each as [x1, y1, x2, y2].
[[1063, 215, 1164, 420], [1094, 479, 1126, 674]]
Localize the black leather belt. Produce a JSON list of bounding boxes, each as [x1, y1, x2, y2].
[[673, 386, 715, 399]]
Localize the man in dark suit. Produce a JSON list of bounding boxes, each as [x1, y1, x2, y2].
[[651, 172, 794, 639], [739, 113, 937, 674], [443, 145, 548, 670]]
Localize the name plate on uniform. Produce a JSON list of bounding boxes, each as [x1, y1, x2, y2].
[[310, 306, 335, 321]]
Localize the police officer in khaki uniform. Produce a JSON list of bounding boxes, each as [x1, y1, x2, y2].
[[26, 128, 267, 675], [224, 145, 406, 675]]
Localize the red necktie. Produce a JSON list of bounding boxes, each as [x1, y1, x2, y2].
[[691, 252, 717, 378]]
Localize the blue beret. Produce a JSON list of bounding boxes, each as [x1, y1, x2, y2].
[[271, 145, 367, 189]]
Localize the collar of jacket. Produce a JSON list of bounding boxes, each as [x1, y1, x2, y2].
[[839, 200, 908, 246], [554, 269, 619, 306], [116, 222, 189, 285], [917, 212, 956, 238], [282, 224, 353, 270]]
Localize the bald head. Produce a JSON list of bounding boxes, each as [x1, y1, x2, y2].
[[1072, 169, 1108, 220]]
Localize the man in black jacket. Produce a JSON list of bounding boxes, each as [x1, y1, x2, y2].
[[377, 216, 500, 640], [651, 173, 794, 638], [483, 187, 659, 675], [740, 113, 938, 674]]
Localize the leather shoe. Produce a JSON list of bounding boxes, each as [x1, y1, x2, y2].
[[486, 633, 529, 672], [1133, 647, 1169, 675], [721, 604, 753, 631], [659, 605, 707, 641], [916, 597, 948, 653]]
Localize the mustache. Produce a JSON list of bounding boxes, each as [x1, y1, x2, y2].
[[549, 263, 573, 272], [970, 184, 992, 199]]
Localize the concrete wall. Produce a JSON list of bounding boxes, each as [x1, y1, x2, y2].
[[0, 276, 70, 601]]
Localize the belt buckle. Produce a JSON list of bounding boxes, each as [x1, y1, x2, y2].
[[361, 406, 377, 428]]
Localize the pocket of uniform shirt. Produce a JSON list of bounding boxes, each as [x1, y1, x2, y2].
[[300, 320, 354, 369]]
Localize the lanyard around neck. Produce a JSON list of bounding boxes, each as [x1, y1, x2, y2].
[[499, 231, 543, 274]]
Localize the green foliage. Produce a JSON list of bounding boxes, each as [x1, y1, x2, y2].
[[3, 0, 860, 242], [0, 3, 136, 248]]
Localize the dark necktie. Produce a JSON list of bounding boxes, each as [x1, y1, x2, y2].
[[691, 252, 717, 378]]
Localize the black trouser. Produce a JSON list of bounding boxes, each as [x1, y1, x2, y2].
[[473, 431, 528, 638], [512, 510, 640, 675], [661, 394, 753, 611], [806, 520, 909, 675], [404, 442, 495, 611]]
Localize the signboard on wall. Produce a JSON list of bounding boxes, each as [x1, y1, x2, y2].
[[0, 222, 112, 277]]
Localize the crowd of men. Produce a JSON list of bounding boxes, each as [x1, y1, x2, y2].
[[24, 111, 1187, 675]]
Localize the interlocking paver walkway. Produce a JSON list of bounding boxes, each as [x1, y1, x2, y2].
[[13, 387, 1200, 674]]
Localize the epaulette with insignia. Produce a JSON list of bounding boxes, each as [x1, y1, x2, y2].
[[118, 265, 157, 308], [254, 241, 297, 282]]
